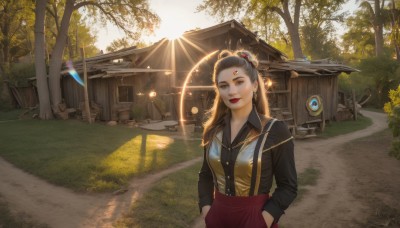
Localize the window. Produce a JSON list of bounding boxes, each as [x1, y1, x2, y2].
[[118, 86, 134, 102]]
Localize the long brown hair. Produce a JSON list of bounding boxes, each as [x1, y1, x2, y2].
[[202, 49, 270, 146]]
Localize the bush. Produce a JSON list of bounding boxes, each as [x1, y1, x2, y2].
[[131, 105, 145, 121], [7, 63, 36, 87], [340, 56, 400, 108], [384, 85, 400, 159]]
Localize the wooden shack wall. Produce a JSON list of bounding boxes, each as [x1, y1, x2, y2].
[[62, 72, 172, 121], [290, 75, 338, 126], [9, 86, 38, 108]]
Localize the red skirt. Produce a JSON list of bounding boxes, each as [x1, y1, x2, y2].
[[205, 191, 279, 228]]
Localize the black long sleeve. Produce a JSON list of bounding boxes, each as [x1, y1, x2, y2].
[[263, 121, 297, 222], [198, 147, 214, 212]]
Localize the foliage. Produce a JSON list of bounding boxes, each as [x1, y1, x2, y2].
[[341, 9, 376, 64], [0, 0, 35, 67], [6, 63, 35, 87], [45, 6, 99, 60], [338, 72, 374, 100], [131, 105, 145, 121], [34, 0, 160, 119], [300, 0, 345, 60], [197, 0, 347, 59], [384, 85, 400, 159], [106, 38, 134, 52], [357, 56, 400, 107]]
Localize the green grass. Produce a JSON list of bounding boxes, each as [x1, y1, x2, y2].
[[0, 195, 48, 228], [318, 115, 373, 138], [115, 162, 202, 228], [0, 109, 25, 121], [0, 119, 202, 192], [293, 167, 320, 204], [298, 167, 320, 186]]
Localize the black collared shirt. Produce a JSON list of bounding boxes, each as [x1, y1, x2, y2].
[[198, 107, 297, 222]]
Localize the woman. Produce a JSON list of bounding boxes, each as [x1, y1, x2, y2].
[[198, 50, 297, 228]]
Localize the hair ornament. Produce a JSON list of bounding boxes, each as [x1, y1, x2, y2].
[[238, 51, 256, 68]]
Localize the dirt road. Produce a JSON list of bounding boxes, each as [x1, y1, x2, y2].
[[1, 110, 397, 228], [0, 154, 201, 228]]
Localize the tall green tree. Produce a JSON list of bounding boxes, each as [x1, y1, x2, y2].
[[389, 0, 400, 61], [0, 0, 34, 106], [34, 0, 160, 119], [357, 0, 386, 56], [198, 0, 346, 60], [300, 0, 345, 60], [342, 9, 376, 64], [197, 0, 305, 59]]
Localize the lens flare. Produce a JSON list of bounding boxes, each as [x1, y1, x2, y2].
[[66, 60, 84, 86], [179, 50, 219, 125]]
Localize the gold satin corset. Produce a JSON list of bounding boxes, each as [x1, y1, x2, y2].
[[206, 129, 266, 196]]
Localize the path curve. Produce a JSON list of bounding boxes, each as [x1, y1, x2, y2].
[[192, 110, 387, 228], [282, 110, 387, 227], [0, 153, 202, 228]]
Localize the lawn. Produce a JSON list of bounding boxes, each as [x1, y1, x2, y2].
[[317, 115, 372, 138], [115, 162, 202, 228], [0, 119, 202, 192]]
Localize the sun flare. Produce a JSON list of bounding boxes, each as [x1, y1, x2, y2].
[[154, 14, 189, 40]]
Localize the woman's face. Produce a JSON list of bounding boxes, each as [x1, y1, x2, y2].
[[217, 67, 257, 112]]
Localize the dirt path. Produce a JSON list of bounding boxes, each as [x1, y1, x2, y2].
[[0, 154, 202, 228], [281, 110, 391, 227], [0, 110, 394, 228]]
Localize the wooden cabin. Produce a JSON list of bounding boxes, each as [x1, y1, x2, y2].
[[61, 20, 356, 132]]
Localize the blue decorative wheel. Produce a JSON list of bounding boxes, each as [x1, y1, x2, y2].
[[306, 95, 323, 116]]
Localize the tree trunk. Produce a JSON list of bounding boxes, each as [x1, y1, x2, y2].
[[34, 0, 53, 119], [287, 23, 304, 59], [390, 0, 400, 62], [374, 0, 384, 56], [48, 0, 75, 111], [0, 2, 12, 106], [279, 0, 304, 59]]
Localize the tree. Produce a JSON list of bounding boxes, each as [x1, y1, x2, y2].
[[0, 0, 34, 106], [342, 9, 376, 64], [34, 0, 159, 118], [198, 0, 346, 59], [106, 38, 135, 52], [300, 0, 345, 60], [357, 0, 386, 56], [197, 0, 304, 59], [35, 0, 53, 119], [389, 0, 400, 61]]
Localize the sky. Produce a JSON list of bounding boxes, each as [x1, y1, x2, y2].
[[94, 0, 359, 52]]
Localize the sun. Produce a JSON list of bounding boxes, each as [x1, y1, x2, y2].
[[154, 14, 188, 40]]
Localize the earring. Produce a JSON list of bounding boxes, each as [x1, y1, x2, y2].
[[253, 91, 257, 101]]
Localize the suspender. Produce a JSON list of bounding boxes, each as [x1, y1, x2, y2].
[[249, 118, 277, 196]]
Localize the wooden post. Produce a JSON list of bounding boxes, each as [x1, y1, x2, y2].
[[352, 89, 357, 121], [80, 47, 92, 124]]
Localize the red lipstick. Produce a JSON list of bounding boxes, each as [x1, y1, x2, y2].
[[229, 98, 240, 103]]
